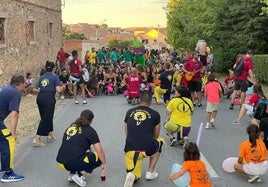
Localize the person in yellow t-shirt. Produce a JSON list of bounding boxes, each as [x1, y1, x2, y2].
[[172, 64, 183, 88], [164, 86, 194, 146], [169, 142, 211, 187], [87, 47, 97, 66], [234, 124, 268, 183]]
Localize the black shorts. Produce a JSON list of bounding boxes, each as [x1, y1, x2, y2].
[[62, 152, 101, 173], [234, 79, 248, 92], [188, 80, 202, 92]]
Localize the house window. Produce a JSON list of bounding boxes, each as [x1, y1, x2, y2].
[[26, 21, 35, 44], [0, 18, 5, 44], [48, 23, 53, 39]]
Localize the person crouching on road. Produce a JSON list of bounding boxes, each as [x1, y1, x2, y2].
[[123, 90, 164, 187], [56, 110, 107, 187], [164, 86, 194, 147], [234, 124, 268, 183]]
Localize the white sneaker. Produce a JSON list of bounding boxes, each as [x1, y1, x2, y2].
[[75, 100, 79, 104], [123, 172, 135, 187], [145, 171, 158, 180], [67, 173, 74, 182], [205, 123, 210, 129], [82, 100, 87, 104], [210, 121, 215, 128], [71, 174, 87, 187]]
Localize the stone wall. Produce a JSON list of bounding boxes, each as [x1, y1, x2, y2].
[[0, 0, 62, 85]]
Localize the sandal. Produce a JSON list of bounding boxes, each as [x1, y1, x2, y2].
[[32, 139, 45, 147], [47, 136, 56, 142]]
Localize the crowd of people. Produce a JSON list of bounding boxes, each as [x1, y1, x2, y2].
[[0, 43, 268, 187]]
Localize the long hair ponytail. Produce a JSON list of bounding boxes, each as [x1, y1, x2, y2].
[[247, 124, 259, 148]]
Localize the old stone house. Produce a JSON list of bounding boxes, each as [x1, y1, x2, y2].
[[0, 0, 62, 85]]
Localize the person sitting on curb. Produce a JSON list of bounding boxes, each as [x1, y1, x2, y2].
[[24, 72, 39, 96], [232, 84, 265, 125]]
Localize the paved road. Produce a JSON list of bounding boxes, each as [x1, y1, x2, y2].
[[3, 95, 268, 187]]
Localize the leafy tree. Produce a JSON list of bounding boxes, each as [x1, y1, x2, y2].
[[107, 39, 133, 50], [167, 0, 219, 51], [62, 26, 87, 40], [212, 0, 268, 72], [166, 0, 268, 73]]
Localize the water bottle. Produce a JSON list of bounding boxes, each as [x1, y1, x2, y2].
[[100, 169, 106, 181]]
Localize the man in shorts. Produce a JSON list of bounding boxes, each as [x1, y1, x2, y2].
[[229, 49, 257, 109], [123, 91, 163, 187], [69, 50, 87, 104]]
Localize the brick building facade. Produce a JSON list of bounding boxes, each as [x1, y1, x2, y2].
[[0, 0, 62, 85]]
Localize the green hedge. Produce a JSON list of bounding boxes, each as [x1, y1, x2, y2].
[[252, 55, 268, 84]]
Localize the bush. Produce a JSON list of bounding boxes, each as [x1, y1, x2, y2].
[[252, 55, 268, 83]]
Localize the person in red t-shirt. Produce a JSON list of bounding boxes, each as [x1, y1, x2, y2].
[[125, 68, 142, 105], [69, 50, 87, 105], [223, 70, 235, 99], [182, 51, 204, 107], [57, 47, 66, 70], [229, 49, 257, 110]]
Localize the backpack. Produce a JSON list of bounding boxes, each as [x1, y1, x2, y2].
[[253, 98, 268, 120], [234, 57, 245, 76]]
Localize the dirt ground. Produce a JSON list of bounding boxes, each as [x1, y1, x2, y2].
[[4, 94, 66, 145]]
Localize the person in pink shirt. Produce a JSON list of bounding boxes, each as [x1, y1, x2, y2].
[[204, 73, 222, 129]]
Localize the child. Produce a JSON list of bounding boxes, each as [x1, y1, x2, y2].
[[169, 142, 211, 187], [204, 73, 222, 129], [232, 84, 265, 125], [165, 86, 194, 146], [24, 72, 38, 96], [234, 124, 268, 183]]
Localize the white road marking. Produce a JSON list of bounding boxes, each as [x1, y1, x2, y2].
[[201, 152, 219, 178]]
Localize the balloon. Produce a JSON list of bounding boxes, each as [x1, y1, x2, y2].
[[196, 122, 204, 148], [171, 163, 190, 187], [123, 90, 129, 97], [233, 98, 241, 105], [222, 157, 238, 173]]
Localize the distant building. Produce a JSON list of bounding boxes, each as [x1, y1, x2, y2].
[[63, 24, 169, 61], [0, 0, 62, 85]]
